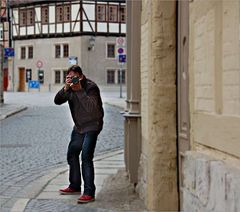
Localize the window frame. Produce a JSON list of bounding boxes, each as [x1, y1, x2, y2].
[[56, 5, 64, 23], [96, 4, 106, 22], [56, 4, 71, 23], [20, 46, 26, 59], [107, 69, 115, 84], [28, 46, 33, 59], [55, 70, 61, 84], [41, 6, 49, 24], [19, 9, 27, 26], [55, 44, 61, 58], [108, 5, 118, 23], [27, 9, 35, 26], [106, 43, 115, 59], [63, 5, 71, 22], [119, 6, 126, 23], [63, 44, 69, 58]]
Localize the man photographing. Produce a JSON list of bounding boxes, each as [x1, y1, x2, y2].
[[54, 65, 104, 203]]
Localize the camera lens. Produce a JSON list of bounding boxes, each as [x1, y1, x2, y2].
[[72, 76, 79, 85]]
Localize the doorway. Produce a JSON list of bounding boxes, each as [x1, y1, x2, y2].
[[18, 68, 25, 92], [177, 0, 190, 209]]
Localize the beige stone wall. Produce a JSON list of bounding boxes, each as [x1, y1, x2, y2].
[[189, 0, 240, 157], [138, 0, 178, 210], [10, 36, 125, 92], [184, 0, 240, 211], [137, 0, 151, 202]]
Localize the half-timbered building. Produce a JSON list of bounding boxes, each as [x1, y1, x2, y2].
[[0, 0, 10, 95], [9, 0, 126, 92]]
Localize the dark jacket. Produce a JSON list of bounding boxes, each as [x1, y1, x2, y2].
[[54, 76, 104, 133]]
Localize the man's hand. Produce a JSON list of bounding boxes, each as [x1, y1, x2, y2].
[[70, 81, 82, 91], [64, 76, 72, 92]]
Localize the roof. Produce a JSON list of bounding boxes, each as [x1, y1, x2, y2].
[[9, 0, 126, 7]]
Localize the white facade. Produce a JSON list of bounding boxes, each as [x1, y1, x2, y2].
[[9, 0, 126, 92], [10, 36, 126, 92]]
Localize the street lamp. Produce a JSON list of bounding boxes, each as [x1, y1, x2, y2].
[[88, 36, 95, 51]]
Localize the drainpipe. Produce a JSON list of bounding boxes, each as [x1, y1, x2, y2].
[[124, 0, 142, 184]]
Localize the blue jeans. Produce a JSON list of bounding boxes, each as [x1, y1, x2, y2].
[[67, 129, 99, 196]]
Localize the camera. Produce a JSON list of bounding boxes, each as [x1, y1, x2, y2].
[[71, 76, 80, 85]]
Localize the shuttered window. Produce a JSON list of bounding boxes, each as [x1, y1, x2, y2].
[[41, 7, 49, 24], [97, 5, 106, 22]]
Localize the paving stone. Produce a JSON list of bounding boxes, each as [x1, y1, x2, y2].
[[1, 92, 124, 211]]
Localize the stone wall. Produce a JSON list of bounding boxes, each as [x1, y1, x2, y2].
[[10, 36, 125, 91], [185, 0, 240, 211], [189, 0, 240, 156], [183, 152, 240, 212], [137, 0, 178, 210]]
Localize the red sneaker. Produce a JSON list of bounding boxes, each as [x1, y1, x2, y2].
[[59, 187, 81, 195], [77, 195, 95, 203]]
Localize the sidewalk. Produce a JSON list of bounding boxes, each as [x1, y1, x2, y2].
[[14, 150, 146, 212], [1, 92, 147, 211], [0, 103, 27, 121]]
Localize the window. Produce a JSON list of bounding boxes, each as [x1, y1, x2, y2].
[[27, 9, 35, 26], [26, 69, 32, 82], [119, 6, 126, 23], [63, 70, 68, 83], [118, 70, 126, 84], [0, 30, 3, 40], [19, 10, 27, 26], [64, 5, 71, 22], [55, 44, 69, 58], [63, 44, 69, 58], [56, 5, 71, 23], [56, 6, 64, 23], [41, 7, 49, 24], [20, 47, 26, 59], [55, 45, 61, 58], [108, 5, 118, 22], [97, 5, 106, 22], [28, 46, 33, 59], [107, 44, 115, 58], [20, 9, 35, 26], [55, 70, 61, 84], [38, 70, 44, 84], [107, 70, 115, 84]]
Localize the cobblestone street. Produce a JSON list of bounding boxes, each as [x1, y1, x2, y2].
[[0, 92, 125, 211]]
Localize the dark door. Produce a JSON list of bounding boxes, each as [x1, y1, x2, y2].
[[177, 0, 190, 209], [18, 68, 25, 92]]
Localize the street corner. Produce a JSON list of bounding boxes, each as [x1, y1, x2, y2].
[[0, 104, 27, 121]]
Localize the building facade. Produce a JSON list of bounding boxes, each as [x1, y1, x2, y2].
[[0, 0, 10, 102], [8, 0, 126, 92], [125, 0, 240, 211]]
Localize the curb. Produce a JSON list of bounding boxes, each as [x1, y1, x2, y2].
[[0, 105, 28, 121], [10, 149, 124, 212], [10, 166, 68, 212]]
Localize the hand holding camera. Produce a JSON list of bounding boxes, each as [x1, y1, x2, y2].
[[64, 75, 82, 91]]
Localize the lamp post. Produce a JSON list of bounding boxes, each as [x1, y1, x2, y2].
[[88, 36, 95, 51]]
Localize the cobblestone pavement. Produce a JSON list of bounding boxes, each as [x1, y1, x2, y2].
[[0, 92, 124, 211], [24, 199, 115, 212]]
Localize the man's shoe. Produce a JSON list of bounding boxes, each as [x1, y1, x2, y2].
[[59, 187, 81, 195], [77, 195, 95, 203]]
